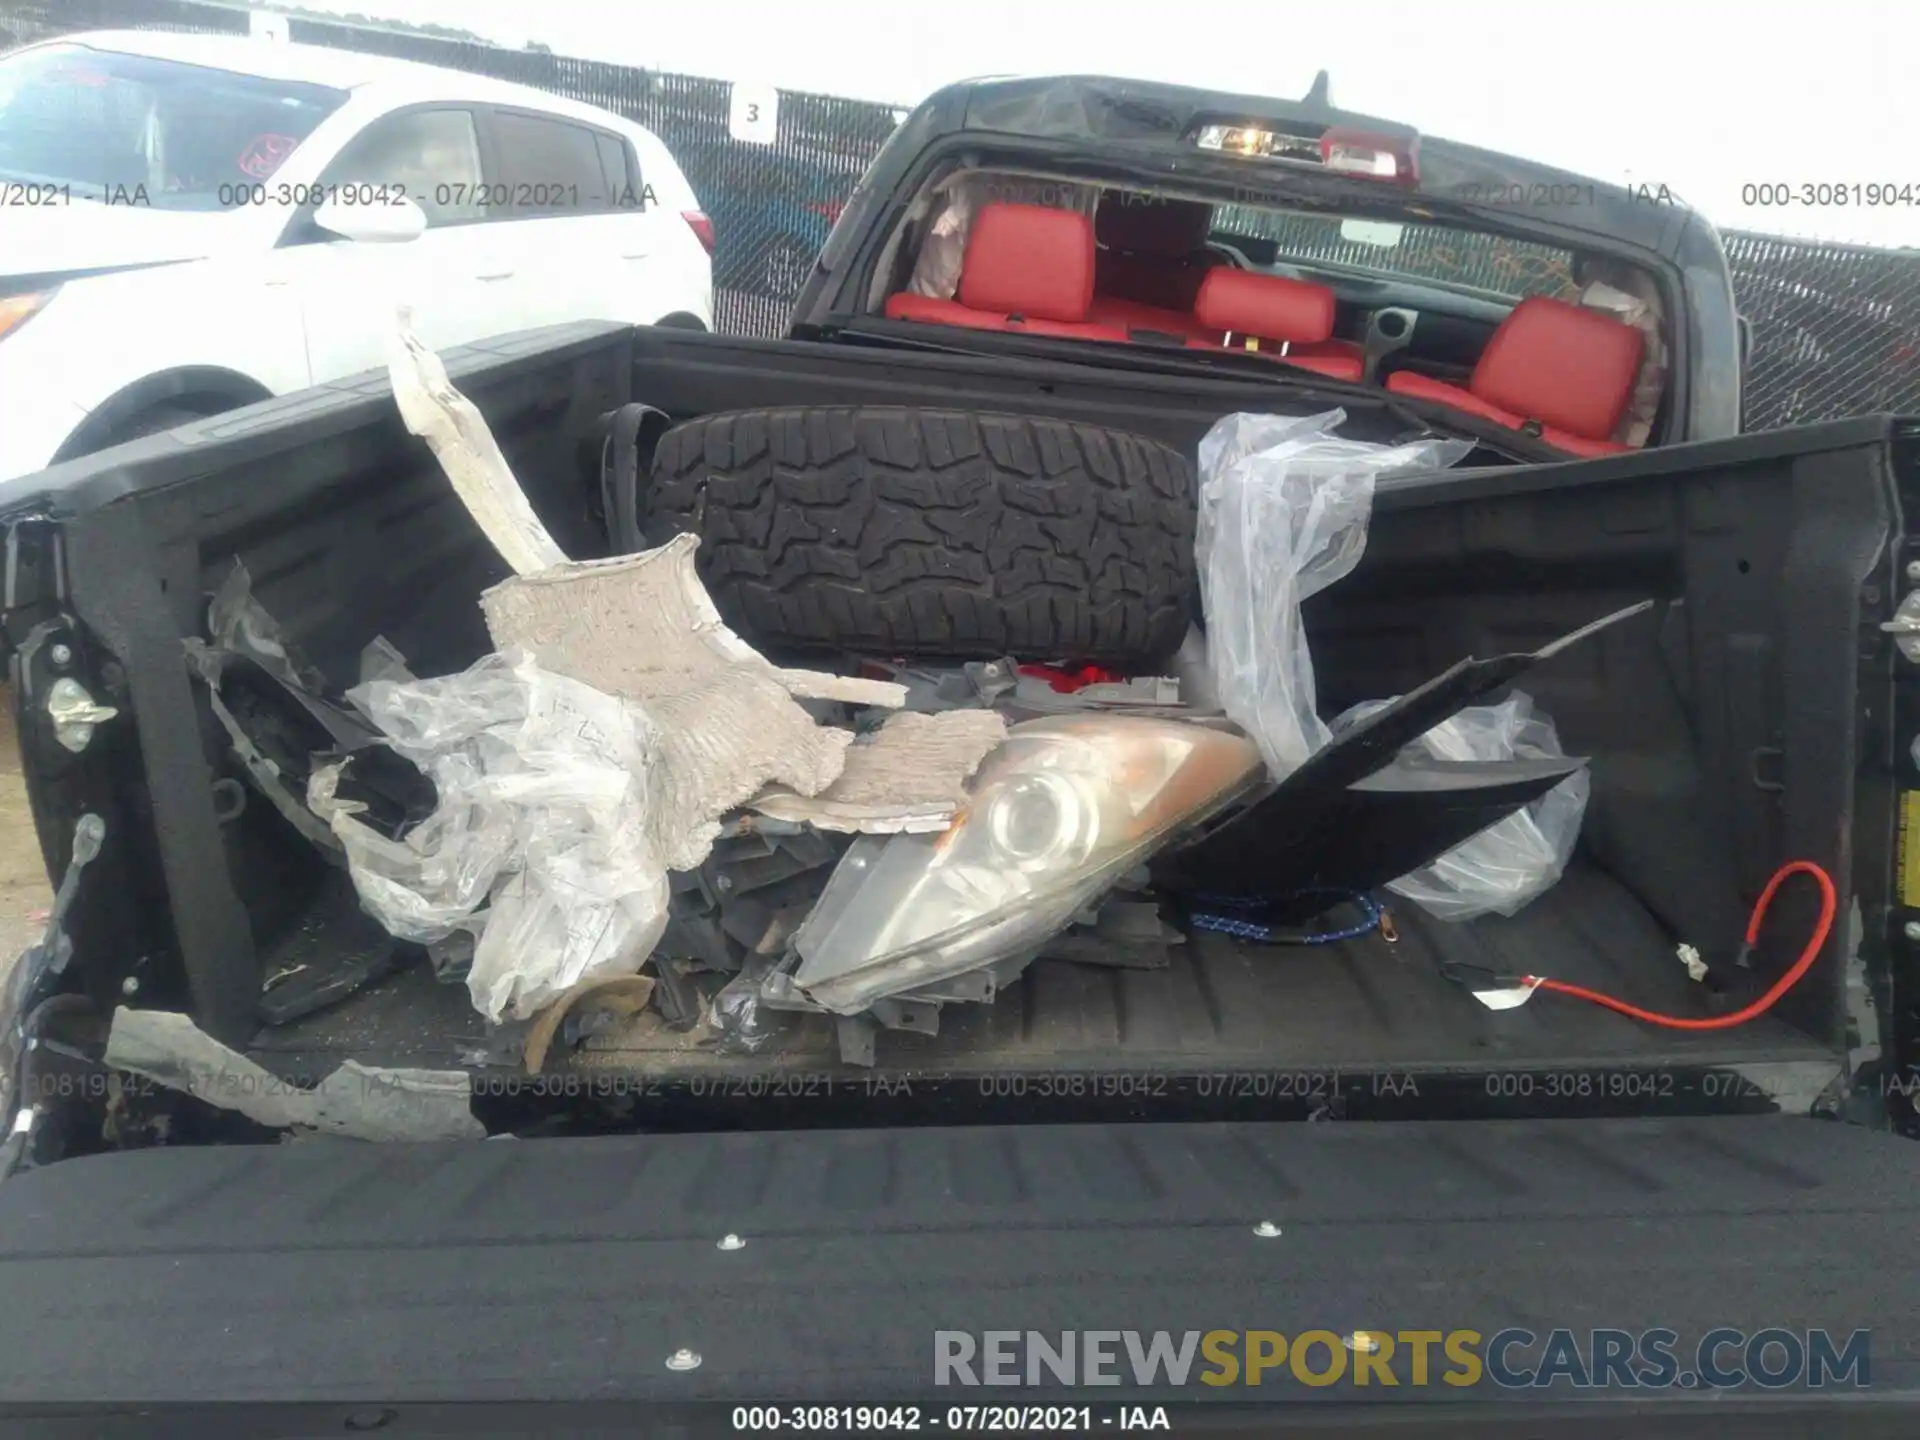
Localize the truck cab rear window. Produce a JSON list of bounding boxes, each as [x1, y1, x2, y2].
[[1211, 203, 1582, 302]]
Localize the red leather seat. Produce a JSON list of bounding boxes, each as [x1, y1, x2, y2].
[[1088, 191, 1221, 339], [1086, 295, 1214, 341], [1186, 269, 1365, 381], [884, 203, 1124, 340], [1385, 296, 1645, 456]]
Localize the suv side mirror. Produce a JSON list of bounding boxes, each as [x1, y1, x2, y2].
[[314, 195, 428, 245]]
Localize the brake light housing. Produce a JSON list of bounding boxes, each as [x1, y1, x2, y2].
[[1193, 122, 1419, 186], [1319, 128, 1419, 186], [1195, 124, 1319, 163], [682, 210, 715, 255]]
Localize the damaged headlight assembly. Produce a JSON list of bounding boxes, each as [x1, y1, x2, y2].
[[789, 715, 1263, 1014]]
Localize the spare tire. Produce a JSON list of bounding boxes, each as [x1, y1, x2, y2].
[[644, 406, 1197, 667]]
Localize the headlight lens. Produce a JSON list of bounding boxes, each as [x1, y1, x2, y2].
[[0, 289, 55, 343], [790, 714, 1262, 1013]]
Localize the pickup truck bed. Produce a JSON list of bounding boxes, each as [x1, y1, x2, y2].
[[0, 321, 1905, 1132], [250, 858, 1830, 1099]]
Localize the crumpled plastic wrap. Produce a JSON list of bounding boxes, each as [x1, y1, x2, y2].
[[709, 959, 786, 1054], [1334, 691, 1588, 921], [1578, 261, 1668, 449], [1195, 410, 1474, 779], [308, 649, 669, 1024]]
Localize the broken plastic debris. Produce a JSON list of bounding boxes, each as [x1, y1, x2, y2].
[[378, 317, 957, 1021], [1333, 691, 1588, 921], [521, 973, 657, 1074], [184, 562, 395, 860], [1170, 626, 1220, 711], [710, 959, 786, 1054], [388, 310, 569, 576], [309, 650, 671, 1024], [359, 635, 417, 689], [104, 1007, 483, 1142], [426, 927, 478, 983], [748, 709, 1010, 834], [209, 560, 324, 700]]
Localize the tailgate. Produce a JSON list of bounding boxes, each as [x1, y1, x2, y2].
[[1, 1116, 1918, 1412]]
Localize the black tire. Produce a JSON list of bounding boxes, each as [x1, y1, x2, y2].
[[56, 402, 216, 463], [112, 403, 211, 442], [644, 405, 1197, 667]]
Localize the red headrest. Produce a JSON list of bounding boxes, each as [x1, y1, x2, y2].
[[959, 203, 1095, 323], [1193, 269, 1336, 344], [1472, 296, 1647, 441]]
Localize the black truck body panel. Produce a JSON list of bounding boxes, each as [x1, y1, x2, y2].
[[0, 1116, 1915, 1406]]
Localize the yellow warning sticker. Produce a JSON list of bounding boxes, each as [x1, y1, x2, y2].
[[1901, 792, 1920, 910]]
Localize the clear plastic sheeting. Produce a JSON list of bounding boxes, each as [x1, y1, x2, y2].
[[709, 960, 786, 1054], [307, 649, 670, 1024], [1334, 691, 1589, 921], [1577, 258, 1668, 449], [1195, 410, 1474, 779]]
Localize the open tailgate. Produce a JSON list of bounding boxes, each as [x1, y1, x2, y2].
[[0, 1116, 1917, 1418]]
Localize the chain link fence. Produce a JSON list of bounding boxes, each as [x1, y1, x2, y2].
[[7, 0, 1920, 432]]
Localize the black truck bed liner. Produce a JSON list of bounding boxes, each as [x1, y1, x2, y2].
[[0, 323, 1903, 1129], [248, 858, 1832, 1096]]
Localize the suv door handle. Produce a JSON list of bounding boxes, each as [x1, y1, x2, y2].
[[476, 270, 515, 281]]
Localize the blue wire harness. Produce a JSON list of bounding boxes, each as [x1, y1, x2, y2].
[[1184, 888, 1386, 945]]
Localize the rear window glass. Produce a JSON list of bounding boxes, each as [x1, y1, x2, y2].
[[0, 43, 348, 209], [1211, 203, 1582, 302]]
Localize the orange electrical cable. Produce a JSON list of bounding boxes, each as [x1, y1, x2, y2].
[[1520, 860, 1837, 1030]]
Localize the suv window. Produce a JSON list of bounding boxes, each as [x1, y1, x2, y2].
[[0, 43, 347, 210], [322, 108, 487, 226], [489, 110, 633, 215], [594, 130, 641, 208]]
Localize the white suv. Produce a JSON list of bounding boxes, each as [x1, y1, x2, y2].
[[0, 30, 714, 482]]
